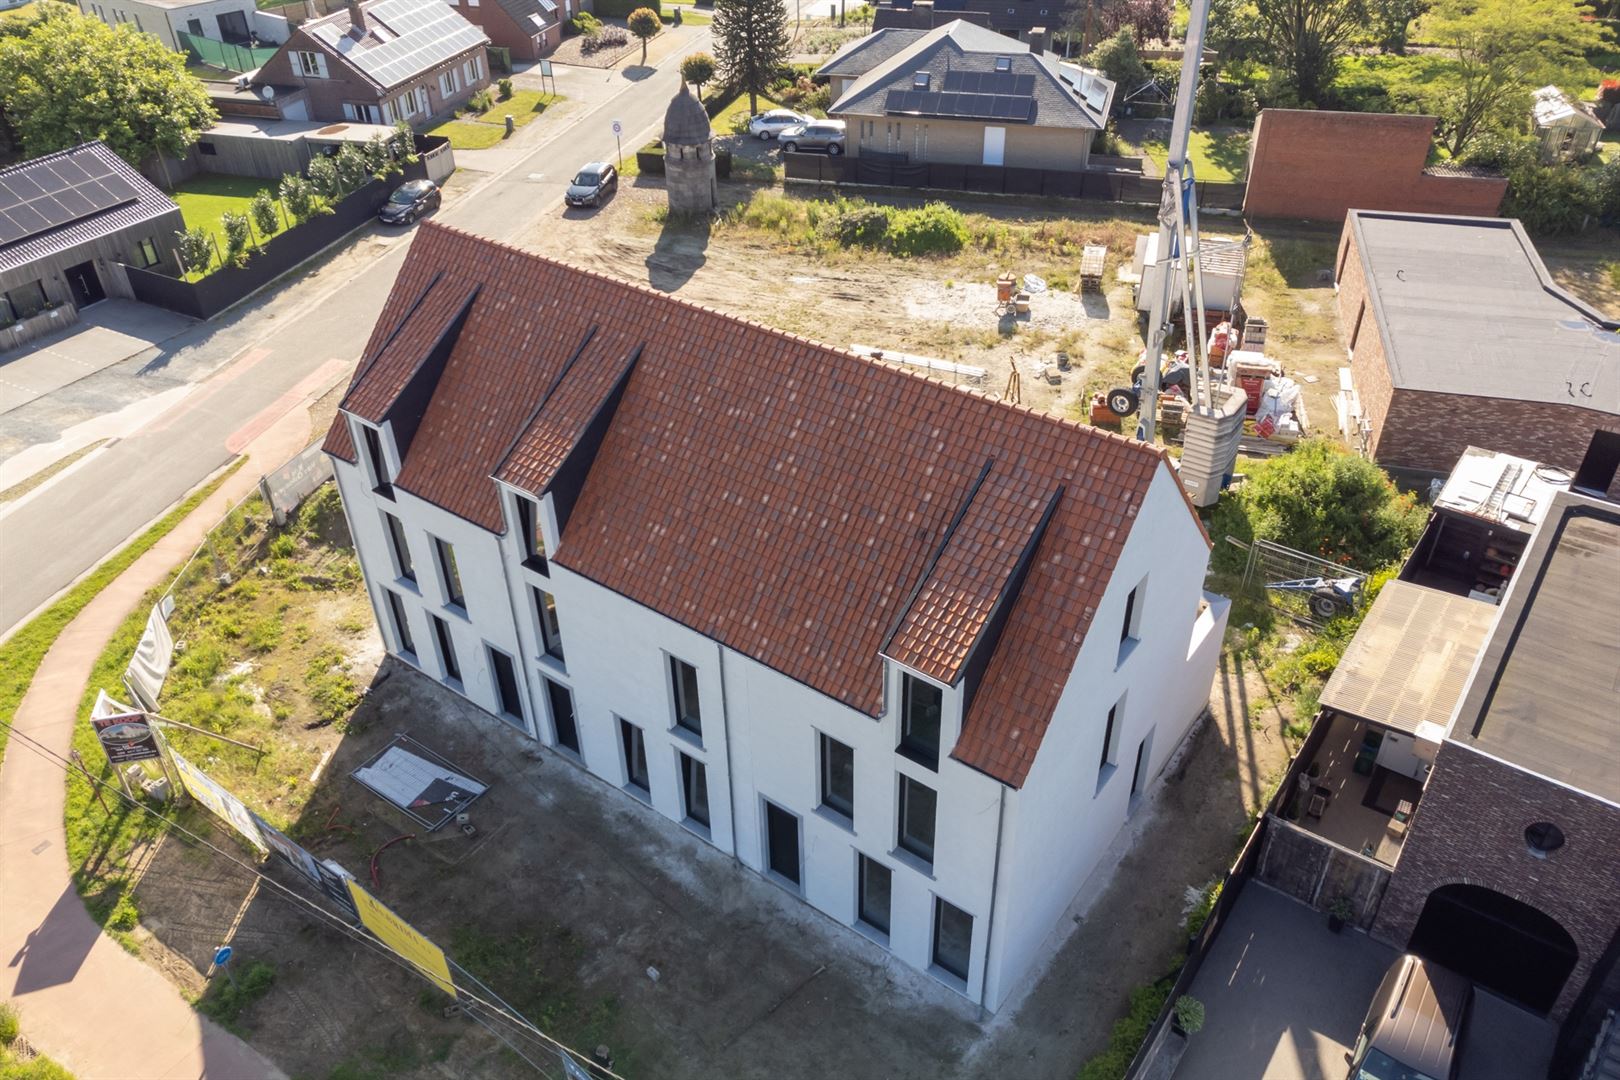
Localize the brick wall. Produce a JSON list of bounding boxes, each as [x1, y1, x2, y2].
[[1373, 742, 1620, 1020], [1245, 110, 1507, 224], [1334, 221, 1395, 457], [257, 27, 489, 123]]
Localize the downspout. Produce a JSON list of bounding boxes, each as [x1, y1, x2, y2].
[[977, 783, 1009, 1021], [716, 646, 742, 864]]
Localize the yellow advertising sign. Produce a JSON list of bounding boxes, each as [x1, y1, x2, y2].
[[345, 880, 456, 998]]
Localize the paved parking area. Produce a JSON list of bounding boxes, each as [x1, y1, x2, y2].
[[0, 300, 192, 414], [1177, 883, 1554, 1080]]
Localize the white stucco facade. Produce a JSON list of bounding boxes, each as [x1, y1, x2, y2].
[[332, 416, 1227, 1011], [77, 0, 286, 52]]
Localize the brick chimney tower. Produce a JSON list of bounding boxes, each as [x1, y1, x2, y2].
[[348, 0, 368, 33]]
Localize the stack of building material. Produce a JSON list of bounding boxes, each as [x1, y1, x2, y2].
[[1179, 386, 1249, 506]]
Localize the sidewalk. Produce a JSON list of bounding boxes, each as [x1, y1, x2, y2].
[[0, 403, 315, 1078]]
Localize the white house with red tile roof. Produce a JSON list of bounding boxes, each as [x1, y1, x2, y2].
[[324, 223, 1228, 1010]]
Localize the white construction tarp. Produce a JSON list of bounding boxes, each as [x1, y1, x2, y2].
[[124, 593, 175, 712]]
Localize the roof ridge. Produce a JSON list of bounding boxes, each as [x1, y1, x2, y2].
[[411, 221, 1166, 469]]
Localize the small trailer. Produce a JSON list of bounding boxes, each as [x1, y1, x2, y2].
[[1079, 245, 1107, 293]]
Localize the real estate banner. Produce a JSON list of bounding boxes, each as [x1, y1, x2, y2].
[[249, 810, 322, 886], [345, 880, 456, 999], [123, 593, 175, 712], [169, 746, 268, 854], [90, 690, 161, 766]]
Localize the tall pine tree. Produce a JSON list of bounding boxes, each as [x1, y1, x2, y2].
[[714, 0, 789, 116]]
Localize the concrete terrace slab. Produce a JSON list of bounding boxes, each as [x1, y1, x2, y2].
[[0, 300, 194, 414]]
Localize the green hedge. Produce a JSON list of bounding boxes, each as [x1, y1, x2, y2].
[[592, 0, 662, 17]]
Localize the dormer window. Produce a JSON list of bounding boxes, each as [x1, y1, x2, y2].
[[514, 494, 547, 573], [913, 71, 930, 89], [995, 56, 1012, 72], [898, 673, 943, 770], [360, 423, 393, 498]]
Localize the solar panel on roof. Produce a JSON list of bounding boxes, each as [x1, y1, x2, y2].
[[98, 174, 140, 203], [48, 159, 91, 186], [0, 147, 145, 249], [3, 174, 45, 202], [0, 212, 22, 245]]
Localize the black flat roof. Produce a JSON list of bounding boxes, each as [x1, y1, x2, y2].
[[1451, 491, 1620, 803]]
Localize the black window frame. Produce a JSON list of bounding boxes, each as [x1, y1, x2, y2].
[[514, 494, 547, 572], [430, 613, 459, 681], [544, 677, 579, 754], [360, 423, 392, 497], [819, 733, 855, 821], [679, 752, 710, 828], [932, 897, 973, 982], [857, 854, 892, 936], [533, 586, 564, 662], [386, 590, 415, 657], [433, 536, 465, 610], [488, 646, 522, 722], [899, 673, 943, 770], [898, 774, 937, 866], [620, 718, 650, 793], [670, 656, 702, 738], [135, 237, 160, 268], [383, 511, 415, 583]]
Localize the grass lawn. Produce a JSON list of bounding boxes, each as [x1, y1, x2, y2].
[[1141, 127, 1251, 183], [429, 90, 562, 149], [171, 175, 292, 277], [1601, 131, 1619, 163], [664, 7, 711, 22], [185, 60, 237, 81]]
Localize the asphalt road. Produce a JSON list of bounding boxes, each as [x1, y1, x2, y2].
[[0, 32, 706, 635]]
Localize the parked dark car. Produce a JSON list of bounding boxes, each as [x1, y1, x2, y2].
[[1347, 954, 1472, 1080], [565, 162, 618, 208], [378, 179, 440, 225]]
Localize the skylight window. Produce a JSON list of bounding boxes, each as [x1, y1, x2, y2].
[[913, 71, 930, 88], [994, 56, 1012, 72]]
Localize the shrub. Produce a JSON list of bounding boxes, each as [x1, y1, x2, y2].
[[1173, 995, 1205, 1035], [220, 211, 252, 266], [1208, 440, 1426, 574], [886, 201, 968, 256], [0, 1001, 18, 1046], [278, 173, 331, 224], [390, 119, 419, 165], [1185, 879, 1222, 938], [826, 202, 891, 246], [175, 225, 213, 274], [197, 960, 276, 1027], [1086, 30, 1147, 117], [466, 87, 494, 114], [581, 25, 629, 52], [568, 10, 601, 34], [1077, 980, 1173, 1080], [1501, 158, 1605, 236], [249, 190, 279, 240], [306, 154, 341, 200], [497, 76, 513, 100], [593, 0, 660, 15], [1193, 80, 1258, 124]]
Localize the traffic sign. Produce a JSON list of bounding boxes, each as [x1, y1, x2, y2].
[[213, 945, 233, 967], [611, 119, 622, 136]]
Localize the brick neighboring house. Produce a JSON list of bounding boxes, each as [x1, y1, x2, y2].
[[444, 0, 560, 62], [820, 20, 1112, 172], [252, 0, 490, 125], [321, 222, 1230, 1011], [1334, 210, 1620, 493], [1368, 463, 1620, 1043], [872, 0, 1062, 47], [1243, 110, 1507, 224]]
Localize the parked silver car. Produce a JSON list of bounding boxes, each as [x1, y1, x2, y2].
[[747, 109, 811, 140], [779, 120, 846, 155]]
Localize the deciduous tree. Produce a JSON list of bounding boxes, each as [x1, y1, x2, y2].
[[1086, 29, 1149, 114], [627, 7, 660, 64], [714, 0, 789, 115], [0, 4, 215, 165], [1426, 0, 1609, 158], [680, 51, 717, 96], [1252, 0, 1365, 106]]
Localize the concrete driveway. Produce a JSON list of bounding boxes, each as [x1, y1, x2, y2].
[[1176, 884, 1555, 1080], [0, 300, 193, 414]]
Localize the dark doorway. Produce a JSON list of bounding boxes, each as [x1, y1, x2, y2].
[[486, 647, 523, 729], [216, 10, 250, 41], [764, 801, 800, 886], [1409, 884, 1578, 1014], [545, 678, 579, 755], [64, 261, 105, 308]]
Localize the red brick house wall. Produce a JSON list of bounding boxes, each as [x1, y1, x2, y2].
[[257, 25, 490, 123], [1373, 742, 1620, 1020], [450, 0, 559, 61], [1245, 110, 1507, 224]]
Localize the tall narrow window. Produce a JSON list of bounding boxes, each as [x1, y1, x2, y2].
[[361, 425, 392, 495], [620, 719, 649, 793], [1119, 578, 1145, 662], [430, 614, 459, 681], [545, 678, 579, 754], [1100, 702, 1119, 772], [819, 734, 854, 821], [386, 591, 415, 657], [533, 587, 564, 661], [932, 898, 973, 982], [515, 495, 547, 572], [670, 657, 702, 738], [434, 537, 465, 610], [383, 512, 414, 582], [898, 775, 937, 866], [858, 855, 892, 936], [488, 647, 522, 724], [899, 674, 942, 770], [680, 753, 710, 828]]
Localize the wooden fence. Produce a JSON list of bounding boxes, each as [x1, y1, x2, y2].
[[782, 151, 1246, 210]]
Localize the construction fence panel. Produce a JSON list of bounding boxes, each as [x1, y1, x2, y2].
[[260, 438, 334, 526]]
